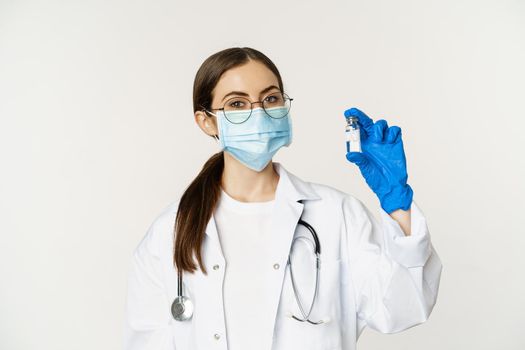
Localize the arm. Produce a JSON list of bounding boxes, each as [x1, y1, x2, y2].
[[123, 223, 175, 350], [344, 195, 443, 335], [388, 207, 411, 236]]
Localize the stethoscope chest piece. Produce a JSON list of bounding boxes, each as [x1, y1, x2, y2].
[[171, 295, 194, 321]]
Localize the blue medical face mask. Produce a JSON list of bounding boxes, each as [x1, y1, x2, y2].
[[215, 106, 293, 172]]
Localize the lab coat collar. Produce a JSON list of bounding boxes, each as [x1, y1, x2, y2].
[[273, 161, 322, 202]]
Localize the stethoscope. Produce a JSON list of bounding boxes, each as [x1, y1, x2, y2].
[[171, 216, 325, 325]]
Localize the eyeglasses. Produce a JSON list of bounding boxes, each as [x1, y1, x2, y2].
[[201, 91, 293, 124]]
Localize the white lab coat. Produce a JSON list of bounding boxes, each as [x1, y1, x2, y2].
[[123, 162, 443, 350]]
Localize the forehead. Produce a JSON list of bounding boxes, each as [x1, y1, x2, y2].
[[212, 60, 279, 101]]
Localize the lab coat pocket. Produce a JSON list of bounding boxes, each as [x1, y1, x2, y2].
[[274, 258, 343, 350]]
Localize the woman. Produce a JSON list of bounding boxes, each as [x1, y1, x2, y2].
[[123, 47, 443, 350]]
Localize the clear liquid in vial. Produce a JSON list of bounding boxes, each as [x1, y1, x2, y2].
[[345, 116, 362, 153]]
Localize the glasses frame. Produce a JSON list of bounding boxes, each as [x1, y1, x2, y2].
[[200, 91, 294, 124]]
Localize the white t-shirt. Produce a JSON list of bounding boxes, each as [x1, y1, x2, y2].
[[214, 187, 276, 350]]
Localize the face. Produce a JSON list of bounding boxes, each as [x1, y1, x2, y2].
[[194, 59, 281, 138]]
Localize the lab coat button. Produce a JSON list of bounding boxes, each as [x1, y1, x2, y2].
[[273, 263, 280, 269], [214, 333, 221, 340], [213, 264, 220, 270]]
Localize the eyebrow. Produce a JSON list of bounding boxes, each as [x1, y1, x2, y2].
[[221, 85, 280, 102]]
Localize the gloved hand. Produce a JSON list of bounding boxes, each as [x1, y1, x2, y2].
[[344, 107, 413, 214]]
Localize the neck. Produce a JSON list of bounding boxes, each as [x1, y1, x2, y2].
[[220, 152, 279, 202]]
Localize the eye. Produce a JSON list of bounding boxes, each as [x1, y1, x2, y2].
[[229, 99, 246, 109], [265, 95, 277, 103]]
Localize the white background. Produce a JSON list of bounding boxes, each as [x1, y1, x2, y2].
[[1, 0, 524, 349]]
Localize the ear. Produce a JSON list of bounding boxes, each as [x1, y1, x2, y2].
[[194, 110, 218, 137]]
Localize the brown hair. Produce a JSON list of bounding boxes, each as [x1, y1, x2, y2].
[[173, 47, 285, 275]]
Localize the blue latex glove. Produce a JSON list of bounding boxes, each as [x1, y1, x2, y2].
[[344, 107, 413, 214]]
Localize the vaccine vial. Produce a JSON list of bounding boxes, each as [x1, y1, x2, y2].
[[345, 116, 362, 153]]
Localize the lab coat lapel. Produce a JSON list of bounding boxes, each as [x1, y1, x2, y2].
[[259, 162, 321, 349], [197, 162, 321, 350]]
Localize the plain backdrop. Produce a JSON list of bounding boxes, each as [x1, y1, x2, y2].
[[1, 0, 524, 349]]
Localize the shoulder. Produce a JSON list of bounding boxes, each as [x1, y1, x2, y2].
[[307, 180, 368, 212], [304, 180, 375, 233], [133, 199, 180, 259], [308, 181, 379, 247]]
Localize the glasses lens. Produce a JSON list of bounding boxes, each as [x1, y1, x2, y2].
[[223, 97, 252, 123], [263, 92, 291, 119]]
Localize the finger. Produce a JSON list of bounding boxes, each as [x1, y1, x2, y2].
[[385, 125, 401, 143], [346, 151, 369, 167], [344, 107, 374, 132], [370, 119, 388, 142]]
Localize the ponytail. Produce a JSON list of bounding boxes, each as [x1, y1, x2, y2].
[[173, 151, 224, 275]]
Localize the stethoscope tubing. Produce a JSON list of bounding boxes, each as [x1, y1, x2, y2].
[[288, 218, 324, 324]]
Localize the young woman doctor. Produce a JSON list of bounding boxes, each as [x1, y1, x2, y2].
[[123, 47, 443, 350]]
